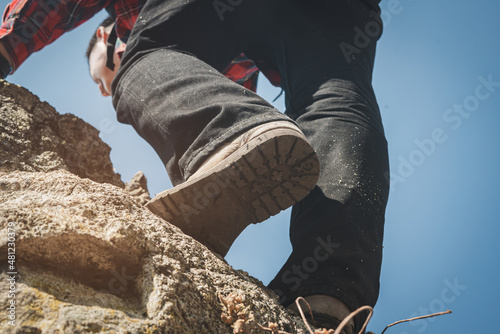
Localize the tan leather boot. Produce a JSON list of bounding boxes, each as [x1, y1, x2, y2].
[[147, 121, 319, 256]]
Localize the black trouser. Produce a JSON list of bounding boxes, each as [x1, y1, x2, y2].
[[112, 0, 389, 328]]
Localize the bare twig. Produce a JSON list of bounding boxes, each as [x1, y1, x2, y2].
[[333, 305, 373, 334], [295, 296, 316, 334], [251, 322, 291, 334], [220, 292, 452, 334], [380, 310, 452, 334]]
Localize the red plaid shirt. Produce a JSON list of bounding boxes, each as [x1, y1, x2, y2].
[[0, 0, 281, 91]]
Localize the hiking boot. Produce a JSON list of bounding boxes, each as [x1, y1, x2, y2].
[[147, 121, 320, 256]]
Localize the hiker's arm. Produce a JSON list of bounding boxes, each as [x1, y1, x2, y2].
[[0, 0, 112, 78], [0, 41, 13, 78]]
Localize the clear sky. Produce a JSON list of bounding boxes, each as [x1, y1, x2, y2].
[[6, 0, 500, 332]]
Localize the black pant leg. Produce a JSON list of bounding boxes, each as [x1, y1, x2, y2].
[[246, 1, 389, 327]]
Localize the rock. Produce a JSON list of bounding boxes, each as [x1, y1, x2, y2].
[[0, 80, 123, 188], [125, 171, 151, 206], [0, 81, 308, 333]]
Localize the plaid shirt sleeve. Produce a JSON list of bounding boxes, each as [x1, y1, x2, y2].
[[222, 53, 260, 92], [0, 0, 266, 91], [0, 0, 113, 73], [223, 54, 283, 92]]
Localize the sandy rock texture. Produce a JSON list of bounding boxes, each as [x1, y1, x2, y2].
[[0, 80, 123, 187], [0, 81, 306, 333]]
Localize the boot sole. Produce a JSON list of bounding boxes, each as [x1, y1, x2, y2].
[[147, 128, 320, 256]]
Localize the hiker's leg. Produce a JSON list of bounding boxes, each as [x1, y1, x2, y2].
[[110, 0, 321, 257], [252, 0, 389, 328], [111, 0, 292, 185]]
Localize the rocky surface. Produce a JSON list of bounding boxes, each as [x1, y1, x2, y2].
[[0, 81, 307, 333], [0, 80, 123, 187], [125, 171, 151, 206]]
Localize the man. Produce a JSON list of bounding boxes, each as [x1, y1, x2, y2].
[[86, 17, 260, 97], [0, 1, 389, 332], [87, 17, 122, 97]]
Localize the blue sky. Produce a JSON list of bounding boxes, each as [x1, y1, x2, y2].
[[6, 0, 500, 332]]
